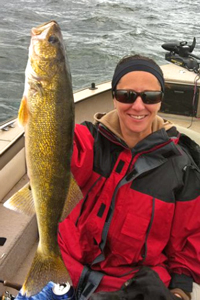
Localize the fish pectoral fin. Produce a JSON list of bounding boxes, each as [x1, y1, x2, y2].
[[18, 96, 30, 127], [61, 175, 83, 221], [3, 182, 35, 216]]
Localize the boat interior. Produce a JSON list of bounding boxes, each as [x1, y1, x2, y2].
[[0, 63, 200, 297]]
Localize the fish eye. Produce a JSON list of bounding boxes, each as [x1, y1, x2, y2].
[[48, 35, 59, 44]]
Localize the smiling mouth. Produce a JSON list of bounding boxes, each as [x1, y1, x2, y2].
[[129, 115, 147, 120]]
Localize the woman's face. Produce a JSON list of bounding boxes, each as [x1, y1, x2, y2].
[[114, 71, 162, 141]]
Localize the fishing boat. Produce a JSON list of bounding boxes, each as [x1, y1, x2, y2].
[[1, 55, 200, 299]]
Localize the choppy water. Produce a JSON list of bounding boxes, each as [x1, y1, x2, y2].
[[0, 0, 200, 123]]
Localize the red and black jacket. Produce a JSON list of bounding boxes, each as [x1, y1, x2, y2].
[[58, 114, 200, 295]]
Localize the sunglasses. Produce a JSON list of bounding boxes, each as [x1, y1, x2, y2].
[[113, 90, 163, 104]]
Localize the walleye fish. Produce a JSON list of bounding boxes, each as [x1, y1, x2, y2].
[[6, 20, 75, 296]]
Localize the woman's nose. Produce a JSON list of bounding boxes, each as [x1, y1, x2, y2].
[[131, 96, 146, 110]]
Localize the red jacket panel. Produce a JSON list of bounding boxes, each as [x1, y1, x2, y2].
[[58, 122, 200, 293]]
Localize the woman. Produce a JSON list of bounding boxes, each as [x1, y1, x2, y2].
[[58, 55, 200, 300]]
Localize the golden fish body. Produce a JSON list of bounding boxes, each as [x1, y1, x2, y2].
[[18, 20, 74, 296]]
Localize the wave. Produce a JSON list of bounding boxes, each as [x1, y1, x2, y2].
[[1, 0, 200, 122]]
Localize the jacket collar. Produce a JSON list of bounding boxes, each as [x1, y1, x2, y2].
[[94, 110, 179, 151]]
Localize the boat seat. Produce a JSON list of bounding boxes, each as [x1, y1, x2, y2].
[[176, 124, 200, 145]]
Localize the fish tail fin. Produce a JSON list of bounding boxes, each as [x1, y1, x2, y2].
[[21, 246, 71, 296], [3, 182, 35, 216]]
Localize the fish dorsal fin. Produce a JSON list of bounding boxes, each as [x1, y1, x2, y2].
[[3, 182, 35, 216], [3, 176, 82, 219], [61, 176, 83, 221], [18, 96, 29, 127]]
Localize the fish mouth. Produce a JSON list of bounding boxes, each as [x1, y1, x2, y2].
[[29, 20, 64, 62], [31, 20, 59, 36]]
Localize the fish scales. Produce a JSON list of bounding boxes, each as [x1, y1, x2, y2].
[[17, 20, 74, 296]]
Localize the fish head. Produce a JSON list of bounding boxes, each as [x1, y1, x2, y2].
[[31, 20, 65, 60], [19, 20, 72, 126], [28, 20, 67, 78]]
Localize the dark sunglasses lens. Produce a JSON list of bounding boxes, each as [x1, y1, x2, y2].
[[142, 92, 162, 104], [115, 90, 137, 103], [115, 90, 163, 104]]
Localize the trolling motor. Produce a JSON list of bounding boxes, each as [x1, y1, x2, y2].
[[162, 37, 200, 73]]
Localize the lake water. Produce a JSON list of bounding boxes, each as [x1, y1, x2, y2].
[[0, 0, 200, 123]]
